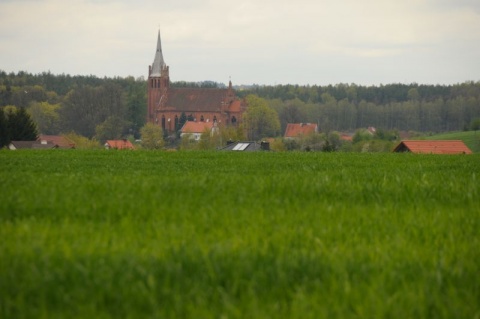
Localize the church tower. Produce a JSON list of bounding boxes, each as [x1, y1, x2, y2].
[[147, 30, 169, 123]]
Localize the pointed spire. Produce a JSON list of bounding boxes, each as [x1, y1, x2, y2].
[[151, 30, 165, 77]]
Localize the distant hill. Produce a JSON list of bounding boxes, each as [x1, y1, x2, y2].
[[425, 131, 480, 153]]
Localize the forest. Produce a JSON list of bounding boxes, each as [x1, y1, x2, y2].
[[1, 70, 480, 144]]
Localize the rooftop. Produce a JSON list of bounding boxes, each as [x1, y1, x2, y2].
[[393, 140, 472, 154]]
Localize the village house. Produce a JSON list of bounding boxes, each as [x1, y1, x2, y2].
[[104, 139, 135, 150], [8, 140, 55, 150], [221, 140, 270, 152], [147, 31, 246, 133], [38, 135, 75, 149], [393, 140, 472, 154], [284, 123, 318, 139], [180, 121, 218, 141]]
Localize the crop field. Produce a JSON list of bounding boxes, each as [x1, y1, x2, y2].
[[0, 150, 479, 318]]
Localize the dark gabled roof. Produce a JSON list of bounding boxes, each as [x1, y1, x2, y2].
[[393, 140, 472, 154], [166, 88, 227, 112], [9, 141, 56, 150], [220, 141, 268, 152], [38, 135, 75, 149]]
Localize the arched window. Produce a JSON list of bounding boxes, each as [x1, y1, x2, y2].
[[174, 115, 179, 131], [200, 115, 204, 122], [213, 115, 217, 123], [231, 116, 237, 124], [161, 115, 166, 130]]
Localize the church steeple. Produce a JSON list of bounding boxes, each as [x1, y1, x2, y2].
[[150, 30, 166, 77]]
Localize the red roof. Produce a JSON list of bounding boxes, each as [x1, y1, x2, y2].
[[284, 123, 318, 138], [105, 140, 135, 150], [180, 121, 214, 133], [38, 135, 75, 148], [340, 133, 353, 141], [393, 140, 472, 154]]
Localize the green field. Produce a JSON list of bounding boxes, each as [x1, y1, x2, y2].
[[1, 150, 479, 318], [425, 130, 480, 153]]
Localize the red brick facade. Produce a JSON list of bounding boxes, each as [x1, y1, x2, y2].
[[147, 31, 246, 133]]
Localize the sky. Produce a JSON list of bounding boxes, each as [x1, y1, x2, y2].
[[1, 0, 479, 86]]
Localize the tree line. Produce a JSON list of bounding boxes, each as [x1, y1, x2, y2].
[[1, 70, 479, 149], [238, 82, 480, 134]]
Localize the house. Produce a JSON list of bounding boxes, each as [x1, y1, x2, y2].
[[339, 133, 353, 142], [180, 121, 218, 141], [38, 135, 75, 149], [8, 140, 56, 150], [147, 30, 246, 133], [393, 140, 472, 154], [104, 139, 135, 150], [221, 141, 270, 151], [284, 123, 318, 139]]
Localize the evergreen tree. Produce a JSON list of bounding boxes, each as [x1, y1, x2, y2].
[[7, 107, 38, 141], [177, 112, 187, 131], [0, 108, 8, 147]]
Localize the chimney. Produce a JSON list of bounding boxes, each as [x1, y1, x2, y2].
[[261, 141, 270, 151]]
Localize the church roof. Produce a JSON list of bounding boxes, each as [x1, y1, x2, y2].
[[150, 30, 165, 77], [165, 88, 229, 112]]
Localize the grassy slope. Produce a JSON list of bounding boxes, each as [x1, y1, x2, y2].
[[0, 151, 479, 318], [424, 130, 480, 153]]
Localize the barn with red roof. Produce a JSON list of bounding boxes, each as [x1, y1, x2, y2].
[[393, 140, 472, 154]]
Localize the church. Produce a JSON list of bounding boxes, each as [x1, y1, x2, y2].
[[147, 31, 246, 133]]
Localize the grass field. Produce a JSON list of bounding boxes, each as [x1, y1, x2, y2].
[[425, 130, 480, 153], [0, 150, 479, 318]]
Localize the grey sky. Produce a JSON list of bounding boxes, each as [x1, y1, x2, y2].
[[1, 0, 479, 85]]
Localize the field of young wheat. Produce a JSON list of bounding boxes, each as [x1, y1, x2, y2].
[[0, 150, 478, 318]]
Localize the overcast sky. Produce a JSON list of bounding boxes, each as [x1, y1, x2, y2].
[[1, 0, 479, 86]]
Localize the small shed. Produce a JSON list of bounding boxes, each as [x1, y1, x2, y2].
[[393, 140, 472, 154], [105, 139, 135, 150]]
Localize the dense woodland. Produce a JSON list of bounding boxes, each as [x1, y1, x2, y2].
[[1, 70, 480, 144]]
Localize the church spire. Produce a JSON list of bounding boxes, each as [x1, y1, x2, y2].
[[150, 30, 165, 77]]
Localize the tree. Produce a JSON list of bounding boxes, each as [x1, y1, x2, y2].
[[177, 112, 187, 132], [63, 132, 100, 149], [60, 83, 127, 138], [95, 116, 129, 142], [27, 101, 61, 135], [126, 80, 146, 138], [470, 117, 480, 132], [243, 95, 280, 140], [0, 108, 8, 147], [7, 107, 38, 141], [140, 123, 164, 149]]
